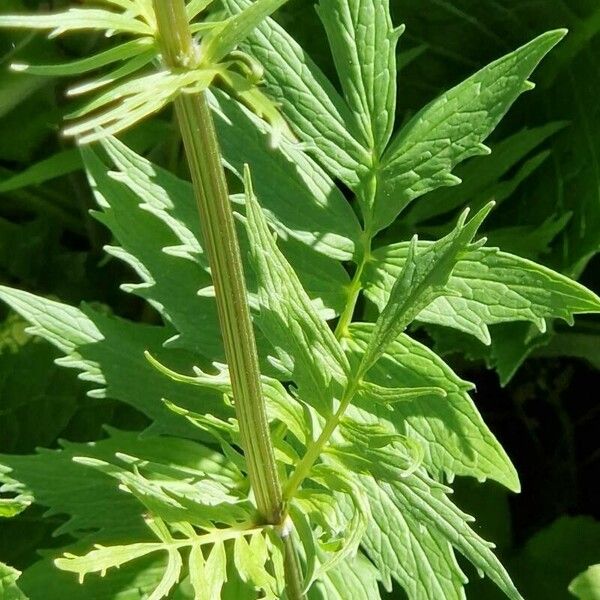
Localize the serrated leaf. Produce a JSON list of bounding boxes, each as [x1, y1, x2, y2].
[[55, 542, 168, 582], [308, 552, 381, 600], [209, 88, 362, 262], [0, 287, 228, 437], [234, 533, 278, 598], [201, 0, 289, 64], [316, 0, 400, 155], [18, 556, 173, 600], [359, 475, 466, 598], [0, 9, 152, 37], [93, 133, 351, 342], [223, 0, 371, 188], [374, 30, 566, 231], [0, 563, 28, 600], [362, 472, 523, 600], [190, 541, 227, 600], [243, 167, 349, 413], [364, 241, 600, 345], [345, 323, 519, 490], [405, 121, 567, 225], [358, 203, 492, 374]]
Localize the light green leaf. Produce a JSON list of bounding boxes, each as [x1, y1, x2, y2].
[[94, 133, 350, 333], [0, 9, 153, 37], [56, 525, 183, 600], [74, 452, 248, 528], [64, 69, 221, 143], [201, 0, 290, 64], [66, 49, 156, 96], [209, 88, 362, 262], [190, 541, 227, 600], [359, 475, 466, 598], [243, 167, 349, 413], [365, 472, 522, 600], [345, 323, 519, 490], [145, 352, 306, 444], [0, 286, 228, 437], [375, 30, 566, 231], [308, 552, 381, 600], [187, 0, 216, 20], [316, 0, 401, 155], [570, 565, 600, 600], [405, 121, 567, 225], [358, 203, 492, 374], [0, 563, 28, 600], [364, 241, 600, 345], [55, 543, 168, 582], [233, 533, 278, 598], [18, 557, 173, 600], [357, 381, 446, 406], [223, 0, 371, 189], [10, 38, 154, 76]]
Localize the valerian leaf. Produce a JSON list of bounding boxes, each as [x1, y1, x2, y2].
[[243, 166, 349, 413], [308, 552, 382, 600], [345, 324, 520, 491], [0, 562, 29, 600], [9, 37, 155, 77], [316, 0, 401, 155], [233, 533, 279, 598], [405, 121, 567, 225], [358, 476, 467, 598], [364, 241, 600, 345], [223, 0, 371, 188], [201, 0, 290, 64], [361, 473, 523, 600], [374, 30, 566, 231], [0, 286, 228, 437], [0, 9, 153, 37], [358, 203, 493, 375], [190, 541, 227, 600]]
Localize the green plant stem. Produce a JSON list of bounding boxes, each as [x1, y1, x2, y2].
[[334, 246, 370, 338], [152, 0, 282, 526], [283, 378, 359, 501], [335, 174, 375, 338], [282, 528, 307, 600]]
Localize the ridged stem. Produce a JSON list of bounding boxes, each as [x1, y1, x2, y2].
[[152, 0, 283, 526]]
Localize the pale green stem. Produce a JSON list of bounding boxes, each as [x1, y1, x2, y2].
[[152, 0, 282, 526], [334, 241, 371, 338], [153, 3, 306, 598], [283, 378, 360, 501]]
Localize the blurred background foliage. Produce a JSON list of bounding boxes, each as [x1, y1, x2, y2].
[[1, 0, 598, 598]]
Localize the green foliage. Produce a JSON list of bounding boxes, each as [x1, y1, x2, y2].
[[0, 1, 599, 600], [0, 563, 28, 600], [570, 565, 600, 600]]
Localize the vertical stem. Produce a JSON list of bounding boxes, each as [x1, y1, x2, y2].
[[153, 0, 282, 525], [283, 532, 307, 600]]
